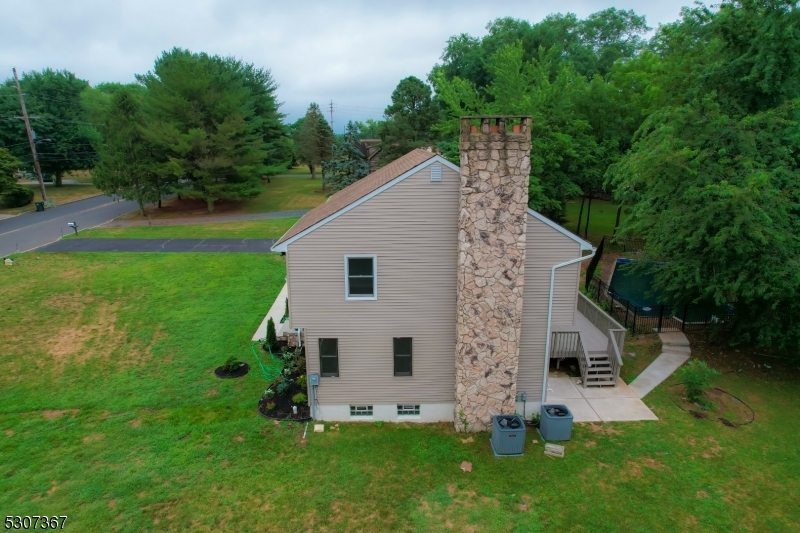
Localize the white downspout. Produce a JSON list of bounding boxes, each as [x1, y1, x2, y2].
[[540, 249, 597, 406]]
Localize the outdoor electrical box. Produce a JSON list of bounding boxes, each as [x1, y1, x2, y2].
[[309, 374, 320, 386]]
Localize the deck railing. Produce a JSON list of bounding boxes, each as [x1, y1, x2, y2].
[[577, 292, 626, 353], [607, 331, 623, 386], [550, 331, 593, 387]]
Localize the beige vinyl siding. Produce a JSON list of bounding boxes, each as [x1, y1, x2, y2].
[[287, 165, 459, 404], [517, 214, 582, 398]]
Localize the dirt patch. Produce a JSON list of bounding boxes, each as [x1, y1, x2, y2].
[[235, 434, 244, 442], [83, 433, 105, 443], [587, 423, 622, 436], [584, 440, 596, 448], [415, 487, 499, 531], [5, 430, 13, 436], [696, 490, 710, 499], [670, 384, 754, 426], [48, 301, 121, 366], [42, 409, 79, 420], [108, 499, 117, 508], [701, 437, 724, 459], [129, 418, 142, 428], [47, 482, 58, 495], [205, 388, 218, 397]]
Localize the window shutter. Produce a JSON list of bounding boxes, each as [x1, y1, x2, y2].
[[430, 165, 441, 182]]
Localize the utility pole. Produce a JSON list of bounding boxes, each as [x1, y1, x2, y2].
[[13, 67, 47, 202], [328, 100, 334, 133]]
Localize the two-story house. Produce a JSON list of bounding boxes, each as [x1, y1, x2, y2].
[[271, 116, 626, 432]]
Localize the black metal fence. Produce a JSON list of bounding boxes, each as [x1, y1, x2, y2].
[[585, 276, 736, 335], [602, 235, 647, 254]]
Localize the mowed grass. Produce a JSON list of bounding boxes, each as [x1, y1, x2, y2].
[[1, 253, 799, 532], [0, 183, 102, 215], [280, 165, 322, 175], [66, 218, 300, 240], [117, 177, 326, 220], [563, 198, 624, 246]]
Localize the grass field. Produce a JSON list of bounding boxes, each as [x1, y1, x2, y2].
[[1, 252, 798, 531], [0, 183, 102, 215], [66, 218, 300, 240], [281, 166, 322, 175], [562, 199, 624, 246], [117, 177, 326, 220]]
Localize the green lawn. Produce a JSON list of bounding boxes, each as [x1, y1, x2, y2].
[[117, 177, 327, 220], [281, 166, 322, 175], [0, 183, 102, 215], [563, 199, 624, 246], [1, 253, 798, 532], [67, 218, 300, 240]]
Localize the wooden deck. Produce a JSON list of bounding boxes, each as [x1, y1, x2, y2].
[[552, 310, 608, 352]]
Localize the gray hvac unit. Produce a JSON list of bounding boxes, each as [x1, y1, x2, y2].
[[490, 414, 526, 456], [540, 404, 573, 441]]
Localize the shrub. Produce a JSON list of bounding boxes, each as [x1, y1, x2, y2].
[[2, 186, 34, 208], [276, 379, 292, 396], [677, 360, 720, 404], [266, 401, 276, 411], [294, 353, 306, 375], [263, 388, 275, 399], [221, 356, 241, 372], [296, 374, 307, 390], [266, 317, 278, 351], [283, 297, 289, 320], [292, 393, 307, 404]]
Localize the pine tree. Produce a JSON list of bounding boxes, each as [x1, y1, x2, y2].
[[293, 103, 334, 180], [138, 49, 282, 213], [323, 121, 369, 193]]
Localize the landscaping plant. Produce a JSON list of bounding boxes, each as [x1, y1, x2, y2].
[[266, 317, 278, 351], [221, 356, 242, 372], [291, 393, 307, 405], [677, 359, 721, 405], [296, 374, 307, 390]]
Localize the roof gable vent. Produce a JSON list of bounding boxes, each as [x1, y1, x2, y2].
[[430, 164, 442, 182]]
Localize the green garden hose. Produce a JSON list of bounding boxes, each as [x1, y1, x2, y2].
[[250, 343, 283, 383]]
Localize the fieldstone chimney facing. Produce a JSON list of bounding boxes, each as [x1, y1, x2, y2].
[[455, 116, 532, 432]]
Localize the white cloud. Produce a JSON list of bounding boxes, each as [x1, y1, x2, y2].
[[0, 0, 690, 127]]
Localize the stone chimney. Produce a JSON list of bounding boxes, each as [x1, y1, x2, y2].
[[455, 116, 532, 432]]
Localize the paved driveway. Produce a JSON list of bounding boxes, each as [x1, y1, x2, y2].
[[0, 196, 138, 257], [39, 238, 277, 253]]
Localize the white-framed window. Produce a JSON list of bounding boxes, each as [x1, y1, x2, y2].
[[344, 255, 377, 300], [350, 405, 373, 417], [397, 405, 420, 416]]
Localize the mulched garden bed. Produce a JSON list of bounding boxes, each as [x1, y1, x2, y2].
[[670, 384, 755, 426], [256, 344, 311, 421], [214, 363, 250, 379]]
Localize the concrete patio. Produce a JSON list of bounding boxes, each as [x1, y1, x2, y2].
[[545, 371, 659, 422]]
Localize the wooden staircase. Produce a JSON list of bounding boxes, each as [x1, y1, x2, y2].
[[584, 350, 617, 387]]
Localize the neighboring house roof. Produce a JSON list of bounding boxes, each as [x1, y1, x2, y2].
[[272, 149, 443, 251], [271, 148, 593, 253]]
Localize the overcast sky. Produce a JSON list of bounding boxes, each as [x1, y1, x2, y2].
[[1, 0, 692, 129]]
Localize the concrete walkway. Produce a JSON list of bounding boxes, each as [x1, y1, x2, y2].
[[39, 238, 276, 253], [546, 372, 659, 422], [252, 283, 289, 341], [102, 209, 310, 228], [629, 332, 691, 398]]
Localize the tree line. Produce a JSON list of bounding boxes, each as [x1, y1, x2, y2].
[[367, 1, 799, 353]]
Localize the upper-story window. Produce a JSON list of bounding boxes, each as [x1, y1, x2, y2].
[[345, 255, 377, 300]]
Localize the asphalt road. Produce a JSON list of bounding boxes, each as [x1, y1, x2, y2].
[[40, 238, 277, 253], [0, 195, 138, 257]]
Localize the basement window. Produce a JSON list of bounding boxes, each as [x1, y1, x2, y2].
[[345, 255, 377, 300], [397, 405, 420, 416], [350, 405, 373, 417]]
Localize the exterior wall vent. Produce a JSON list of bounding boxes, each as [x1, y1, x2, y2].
[[430, 165, 442, 182]]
